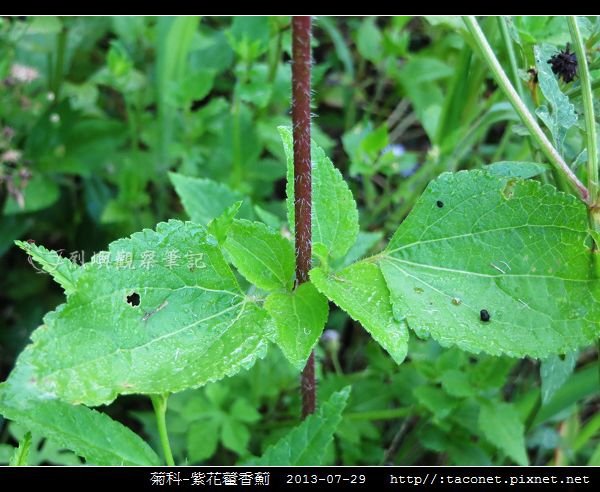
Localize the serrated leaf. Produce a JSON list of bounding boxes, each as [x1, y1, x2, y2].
[[207, 201, 242, 245], [379, 171, 599, 358], [14, 220, 272, 406], [169, 172, 253, 225], [249, 386, 350, 465], [534, 45, 577, 153], [540, 352, 577, 404], [265, 282, 329, 370], [0, 375, 158, 465], [224, 219, 295, 291], [311, 262, 408, 365], [279, 127, 359, 259], [478, 401, 528, 465], [15, 241, 81, 295], [485, 161, 549, 179]]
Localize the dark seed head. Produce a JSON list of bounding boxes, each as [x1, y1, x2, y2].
[[480, 309, 491, 322], [547, 44, 577, 83], [436, 200, 444, 208]]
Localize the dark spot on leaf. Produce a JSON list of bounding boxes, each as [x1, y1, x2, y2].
[[559, 353, 566, 361], [480, 309, 491, 322], [436, 200, 444, 208], [126, 292, 140, 307]]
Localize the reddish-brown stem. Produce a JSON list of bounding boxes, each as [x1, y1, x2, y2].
[[292, 16, 315, 418]]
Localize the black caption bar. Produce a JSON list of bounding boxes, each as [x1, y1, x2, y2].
[[0, 466, 596, 490]]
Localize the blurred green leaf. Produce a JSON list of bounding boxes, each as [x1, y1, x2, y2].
[[479, 401, 528, 465], [249, 387, 350, 465]]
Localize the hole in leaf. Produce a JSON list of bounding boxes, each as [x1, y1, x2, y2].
[[501, 179, 517, 200], [480, 309, 491, 322], [436, 200, 444, 208], [126, 292, 140, 307]]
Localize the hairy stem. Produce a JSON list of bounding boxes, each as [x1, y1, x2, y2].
[[151, 394, 175, 466], [463, 16, 590, 204], [568, 17, 599, 206], [292, 16, 315, 418]]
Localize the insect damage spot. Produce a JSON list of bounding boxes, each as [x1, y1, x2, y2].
[[501, 179, 517, 200], [480, 309, 491, 322], [436, 200, 444, 208], [126, 292, 140, 307]]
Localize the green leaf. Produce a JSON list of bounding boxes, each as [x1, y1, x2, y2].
[[221, 418, 250, 455], [9, 432, 31, 466], [231, 398, 261, 424], [0, 378, 158, 465], [357, 17, 383, 63], [14, 220, 272, 406], [485, 161, 549, 179], [332, 230, 383, 270], [227, 17, 270, 62], [224, 219, 295, 291], [379, 171, 599, 358], [414, 386, 458, 419], [440, 369, 476, 398], [478, 401, 528, 465], [187, 419, 220, 463], [207, 201, 242, 245], [534, 45, 578, 153], [169, 172, 253, 225], [311, 262, 408, 365], [534, 364, 598, 425], [3, 174, 59, 215], [250, 387, 350, 465], [265, 282, 329, 370], [279, 127, 359, 260], [540, 352, 577, 404], [15, 241, 81, 296]]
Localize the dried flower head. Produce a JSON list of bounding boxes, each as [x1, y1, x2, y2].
[[547, 44, 577, 83]]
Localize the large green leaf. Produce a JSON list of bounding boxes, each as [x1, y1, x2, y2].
[[379, 171, 599, 358], [279, 127, 359, 259], [249, 386, 350, 465], [265, 282, 329, 369], [15, 220, 272, 407], [169, 172, 253, 225], [311, 262, 408, 365], [478, 401, 528, 465], [0, 372, 158, 465], [15, 241, 81, 296], [224, 219, 295, 291]]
